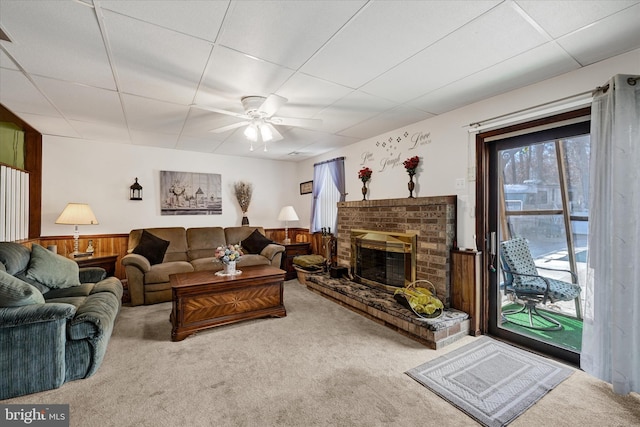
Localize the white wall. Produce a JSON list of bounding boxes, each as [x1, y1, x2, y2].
[[41, 137, 298, 235], [295, 49, 640, 250]]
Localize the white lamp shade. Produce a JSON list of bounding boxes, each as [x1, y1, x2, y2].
[[55, 203, 99, 225], [278, 206, 299, 222]]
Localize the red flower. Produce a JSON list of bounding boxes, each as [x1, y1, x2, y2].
[[403, 156, 420, 175], [358, 167, 372, 183]]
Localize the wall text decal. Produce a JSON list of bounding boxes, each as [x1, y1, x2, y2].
[[360, 130, 431, 173]]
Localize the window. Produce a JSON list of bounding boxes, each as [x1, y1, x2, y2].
[[310, 157, 345, 233]]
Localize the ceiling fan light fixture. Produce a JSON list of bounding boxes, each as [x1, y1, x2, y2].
[[260, 123, 273, 142], [244, 123, 258, 141]]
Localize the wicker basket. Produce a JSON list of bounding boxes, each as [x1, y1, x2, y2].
[[394, 280, 444, 319], [294, 265, 323, 285]]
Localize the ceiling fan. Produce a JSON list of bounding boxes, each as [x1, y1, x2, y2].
[[195, 94, 322, 150]]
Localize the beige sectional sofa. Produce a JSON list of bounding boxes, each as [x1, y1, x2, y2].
[[122, 226, 285, 306]]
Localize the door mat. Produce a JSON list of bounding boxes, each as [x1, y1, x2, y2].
[[406, 336, 574, 426]]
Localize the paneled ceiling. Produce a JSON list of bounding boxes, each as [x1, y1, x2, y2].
[[1, 0, 639, 161]]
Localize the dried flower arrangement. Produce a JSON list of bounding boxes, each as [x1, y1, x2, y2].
[[234, 181, 253, 214]]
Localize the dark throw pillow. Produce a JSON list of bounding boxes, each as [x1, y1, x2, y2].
[[133, 230, 170, 265], [241, 229, 273, 254]]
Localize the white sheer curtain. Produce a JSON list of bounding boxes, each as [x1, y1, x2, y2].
[[310, 157, 345, 233], [581, 74, 640, 395]]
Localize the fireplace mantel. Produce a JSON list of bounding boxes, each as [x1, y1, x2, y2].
[[336, 195, 456, 305]]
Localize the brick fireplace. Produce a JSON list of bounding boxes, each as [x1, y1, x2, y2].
[[336, 196, 457, 305], [305, 195, 468, 348]]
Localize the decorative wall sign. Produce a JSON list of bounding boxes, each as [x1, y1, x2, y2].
[[360, 129, 432, 174], [300, 180, 313, 195], [160, 170, 222, 215]]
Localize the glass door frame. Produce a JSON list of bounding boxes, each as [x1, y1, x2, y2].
[[475, 108, 590, 366]]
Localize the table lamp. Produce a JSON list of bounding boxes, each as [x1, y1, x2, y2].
[[278, 206, 299, 244], [55, 203, 99, 256]]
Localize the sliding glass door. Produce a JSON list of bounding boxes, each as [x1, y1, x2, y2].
[[486, 120, 590, 364]]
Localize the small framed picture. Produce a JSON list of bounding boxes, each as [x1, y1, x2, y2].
[[300, 180, 313, 195]]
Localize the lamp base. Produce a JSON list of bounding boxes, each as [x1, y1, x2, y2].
[[282, 238, 291, 245]]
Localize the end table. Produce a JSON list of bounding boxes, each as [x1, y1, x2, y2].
[[69, 253, 118, 277], [280, 242, 311, 280]]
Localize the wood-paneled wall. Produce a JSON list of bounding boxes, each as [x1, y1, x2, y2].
[[36, 234, 129, 279], [22, 228, 324, 280]]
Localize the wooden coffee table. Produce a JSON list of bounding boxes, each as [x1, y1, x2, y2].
[[169, 265, 286, 341]]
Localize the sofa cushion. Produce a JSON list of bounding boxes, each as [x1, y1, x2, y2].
[[26, 244, 81, 289], [145, 261, 194, 284], [241, 229, 274, 254], [0, 242, 31, 275], [187, 227, 227, 260], [0, 270, 45, 307], [133, 230, 170, 265]]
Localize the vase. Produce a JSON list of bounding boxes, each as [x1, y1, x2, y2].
[[361, 183, 368, 201], [224, 260, 237, 275], [408, 175, 415, 198], [241, 215, 249, 226]]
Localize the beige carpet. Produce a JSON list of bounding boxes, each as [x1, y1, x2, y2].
[[5, 280, 640, 426]]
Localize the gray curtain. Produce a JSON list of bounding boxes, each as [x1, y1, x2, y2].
[[581, 74, 640, 395]]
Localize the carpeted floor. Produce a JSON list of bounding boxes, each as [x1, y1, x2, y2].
[[4, 280, 640, 426]]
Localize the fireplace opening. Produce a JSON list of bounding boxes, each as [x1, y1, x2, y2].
[[351, 229, 417, 291]]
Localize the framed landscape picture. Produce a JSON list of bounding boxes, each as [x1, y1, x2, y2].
[[300, 180, 313, 195], [160, 170, 222, 215]]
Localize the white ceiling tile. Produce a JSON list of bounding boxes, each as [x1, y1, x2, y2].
[[70, 119, 130, 143], [122, 94, 189, 134], [103, 10, 212, 104], [181, 107, 245, 138], [339, 105, 434, 140], [218, 1, 366, 69], [557, 4, 640, 66], [33, 76, 125, 126], [0, 49, 18, 70], [313, 91, 395, 134], [0, 1, 116, 89], [130, 129, 178, 149], [301, 0, 500, 89], [100, 0, 229, 42], [516, 0, 640, 38], [15, 113, 81, 139], [0, 69, 60, 116], [195, 46, 295, 107], [275, 73, 353, 118], [410, 42, 581, 114], [361, 2, 549, 103], [176, 135, 222, 153]]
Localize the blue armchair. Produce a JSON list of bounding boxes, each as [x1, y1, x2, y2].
[[0, 242, 122, 399]]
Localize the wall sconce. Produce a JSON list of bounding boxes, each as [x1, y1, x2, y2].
[[130, 178, 143, 200]]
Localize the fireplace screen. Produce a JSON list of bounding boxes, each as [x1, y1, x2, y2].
[[351, 230, 417, 291]]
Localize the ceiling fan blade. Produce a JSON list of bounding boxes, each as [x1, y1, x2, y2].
[[259, 94, 288, 117], [264, 123, 283, 142], [209, 121, 249, 134], [192, 104, 249, 120], [268, 116, 322, 128]]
